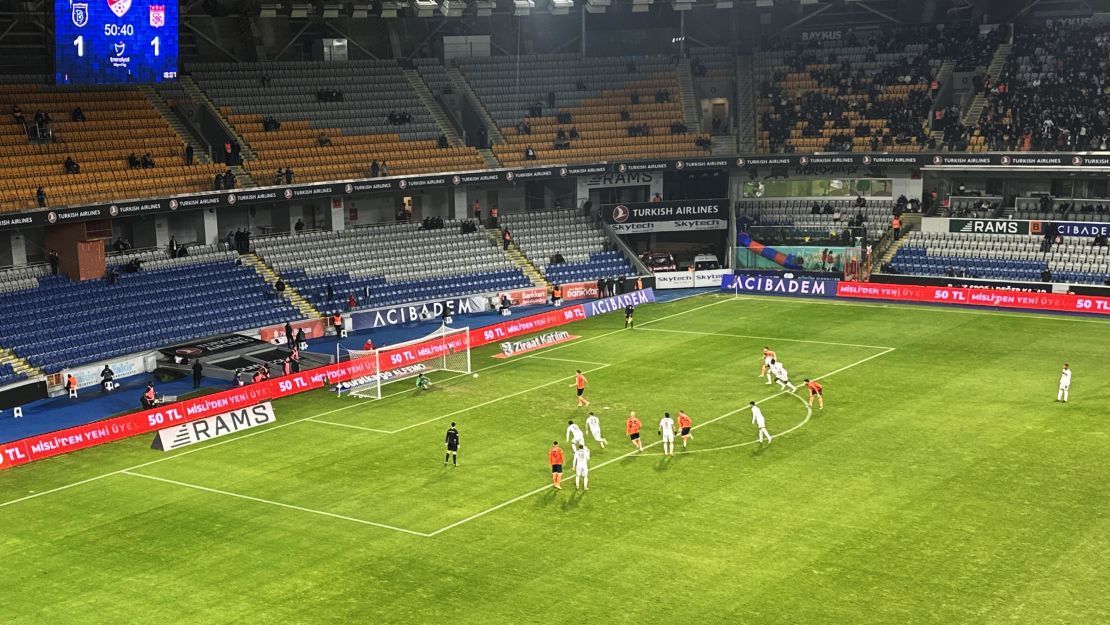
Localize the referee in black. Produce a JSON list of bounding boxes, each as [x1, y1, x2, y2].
[[444, 422, 460, 466], [624, 304, 635, 329]]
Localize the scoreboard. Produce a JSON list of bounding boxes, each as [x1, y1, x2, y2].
[[55, 0, 178, 85]]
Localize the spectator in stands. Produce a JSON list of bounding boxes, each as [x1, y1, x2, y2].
[[550, 251, 566, 265], [224, 169, 236, 189], [64, 156, 80, 174], [262, 116, 281, 131], [326, 283, 334, 301], [12, 104, 23, 125], [284, 321, 294, 346], [47, 249, 59, 275], [70, 106, 86, 122], [273, 279, 286, 298], [347, 293, 357, 310], [822, 201, 833, 215], [655, 89, 669, 103], [499, 293, 512, 315], [331, 312, 342, 335], [525, 145, 537, 161], [670, 121, 687, 135], [438, 134, 449, 149], [854, 208, 865, 226], [141, 153, 155, 168], [569, 126, 579, 139], [36, 186, 46, 207], [652, 193, 663, 203], [855, 195, 867, 208], [1041, 268, 1053, 282], [695, 136, 711, 151], [169, 236, 178, 257], [317, 132, 331, 147], [620, 109, 631, 121], [192, 360, 203, 389], [295, 328, 307, 350], [556, 111, 572, 124], [214, 172, 224, 191], [502, 228, 512, 250], [185, 145, 194, 165], [1094, 233, 1108, 248], [127, 152, 140, 168], [691, 57, 707, 77], [294, 218, 305, 234], [370, 160, 380, 177], [274, 168, 284, 185], [285, 168, 294, 184], [891, 216, 902, 240], [596, 277, 605, 298], [490, 204, 499, 228], [380, 161, 388, 176]]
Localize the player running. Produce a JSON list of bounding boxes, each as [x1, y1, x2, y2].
[[677, 410, 693, 449], [573, 443, 591, 491], [760, 346, 777, 381], [585, 412, 607, 448], [548, 441, 564, 489], [659, 412, 676, 457], [626, 411, 643, 451], [1058, 363, 1071, 403], [624, 304, 635, 329], [572, 370, 590, 407], [803, 378, 824, 410], [751, 402, 772, 444], [769, 359, 798, 392], [444, 422, 460, 465], [566, 420, 586, 450]]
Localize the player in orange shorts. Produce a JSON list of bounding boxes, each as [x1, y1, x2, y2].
[[626, 411, 643, 451], [677, 410, 693, 449], [803, 378, 824, 410], [548, 441, 564, 489]]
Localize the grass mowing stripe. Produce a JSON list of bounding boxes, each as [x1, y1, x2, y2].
[[120, 470, 432, 537], [638, 327, 895, 350]]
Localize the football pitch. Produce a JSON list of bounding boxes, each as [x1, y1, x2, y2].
[[2, 293, 1108, 625]]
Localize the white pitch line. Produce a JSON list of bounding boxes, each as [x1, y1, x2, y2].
[[385, 364, 611, 434], [0, 358, 526, 510], [121, 471, 431, 537], [424, 346, 895, 536], [304, 419, 393, 433], [638, 327, 895, 351], [638, 392, 811, 456], [0, 295, 726, 511], [525, 355, 612, 366]]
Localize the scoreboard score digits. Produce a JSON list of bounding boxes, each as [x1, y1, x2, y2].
[[55, 0, 178, 85]]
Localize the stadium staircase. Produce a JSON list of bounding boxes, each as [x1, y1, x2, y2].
[[478, 148, 501, 169], [486, 227, 549, 288], [0, 346, 42, 381], [962, 43, 1011, 127], [230, 164, 257, 188], [927, 61, 954, 145], [141, 85, 213, 164], [736, 54, 757, 153], [677, 62, 701, 130], [242, 254, 322, 319], [180, 75, 257, 161], [402, 68, 464, 148], [880, 214, 922, 264], [711, 135, 737, 156], [446, 67, 505, 145]]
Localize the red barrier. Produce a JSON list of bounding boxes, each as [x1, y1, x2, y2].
[[836, 282, 1110, 315], [0, 304, 588, 470], [258, 318, 326, 344]]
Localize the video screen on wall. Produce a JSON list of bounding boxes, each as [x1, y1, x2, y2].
[[55, 0, 179, 84]]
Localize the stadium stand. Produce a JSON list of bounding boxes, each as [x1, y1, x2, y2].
[[974, 24, 1110, 152], [737, 198, 896, 234], [0, 246, 302, 374], [0, 81, 223, 211], [456, 54, 710, 166], [499, 209, 636, 283], [755, 26, 1000, 154], [189, 60, 485, 184], [0, 362, 24, 387], [250, 222, 531, 316], [1013, 197, 1110, 221], [890, 231, 1110, 285]]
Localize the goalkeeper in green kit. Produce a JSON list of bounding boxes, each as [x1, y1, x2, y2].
[[416, 372, 431, 390]]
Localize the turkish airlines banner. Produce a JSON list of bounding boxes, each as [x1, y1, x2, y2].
[[0, 304, 589, 470], [603, 199, 728, 233], [836, 282, 1110, 315]]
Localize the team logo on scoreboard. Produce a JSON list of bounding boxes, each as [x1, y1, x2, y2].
[[72, 3, 89, 27], [149, 4, 165, 27], [113, 42, 126, 56], [107, 0, 131, 18]]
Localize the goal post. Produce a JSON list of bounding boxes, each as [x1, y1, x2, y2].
[[337, 325, 472, 399]]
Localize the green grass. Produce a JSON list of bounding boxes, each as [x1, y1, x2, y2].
[[2, 294, 1109, 625]]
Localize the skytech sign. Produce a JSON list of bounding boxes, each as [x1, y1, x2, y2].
[[604, 199, 728, 233]]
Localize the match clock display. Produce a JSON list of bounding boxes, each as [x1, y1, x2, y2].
[[55, 0, 178, 85]]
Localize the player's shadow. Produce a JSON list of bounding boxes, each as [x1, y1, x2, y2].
[[750, 444, 768, 458], [653, 456, 673, 472]]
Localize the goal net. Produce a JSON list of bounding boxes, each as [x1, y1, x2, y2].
[[337, 325, 472, 399]]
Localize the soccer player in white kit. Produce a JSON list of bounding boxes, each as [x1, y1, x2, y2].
[[1057, 363, 1071, 402], [658, 412, 676, 457], [751, 401, 772, 444], [573, 443, 591, 490], [768, 359, 798, 392], [585, 412, 607, 448], [566, 420, 586, 449]]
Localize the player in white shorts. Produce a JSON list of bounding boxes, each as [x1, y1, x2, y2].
[[658, 412, 676, 457], [1057, 363, 1071, 402], [585, 412, 607, 448], [768, 359, 798, 392], [573, 443, 591, 490], [751, 401, 772, 444], [566, 420, 586, 449]]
